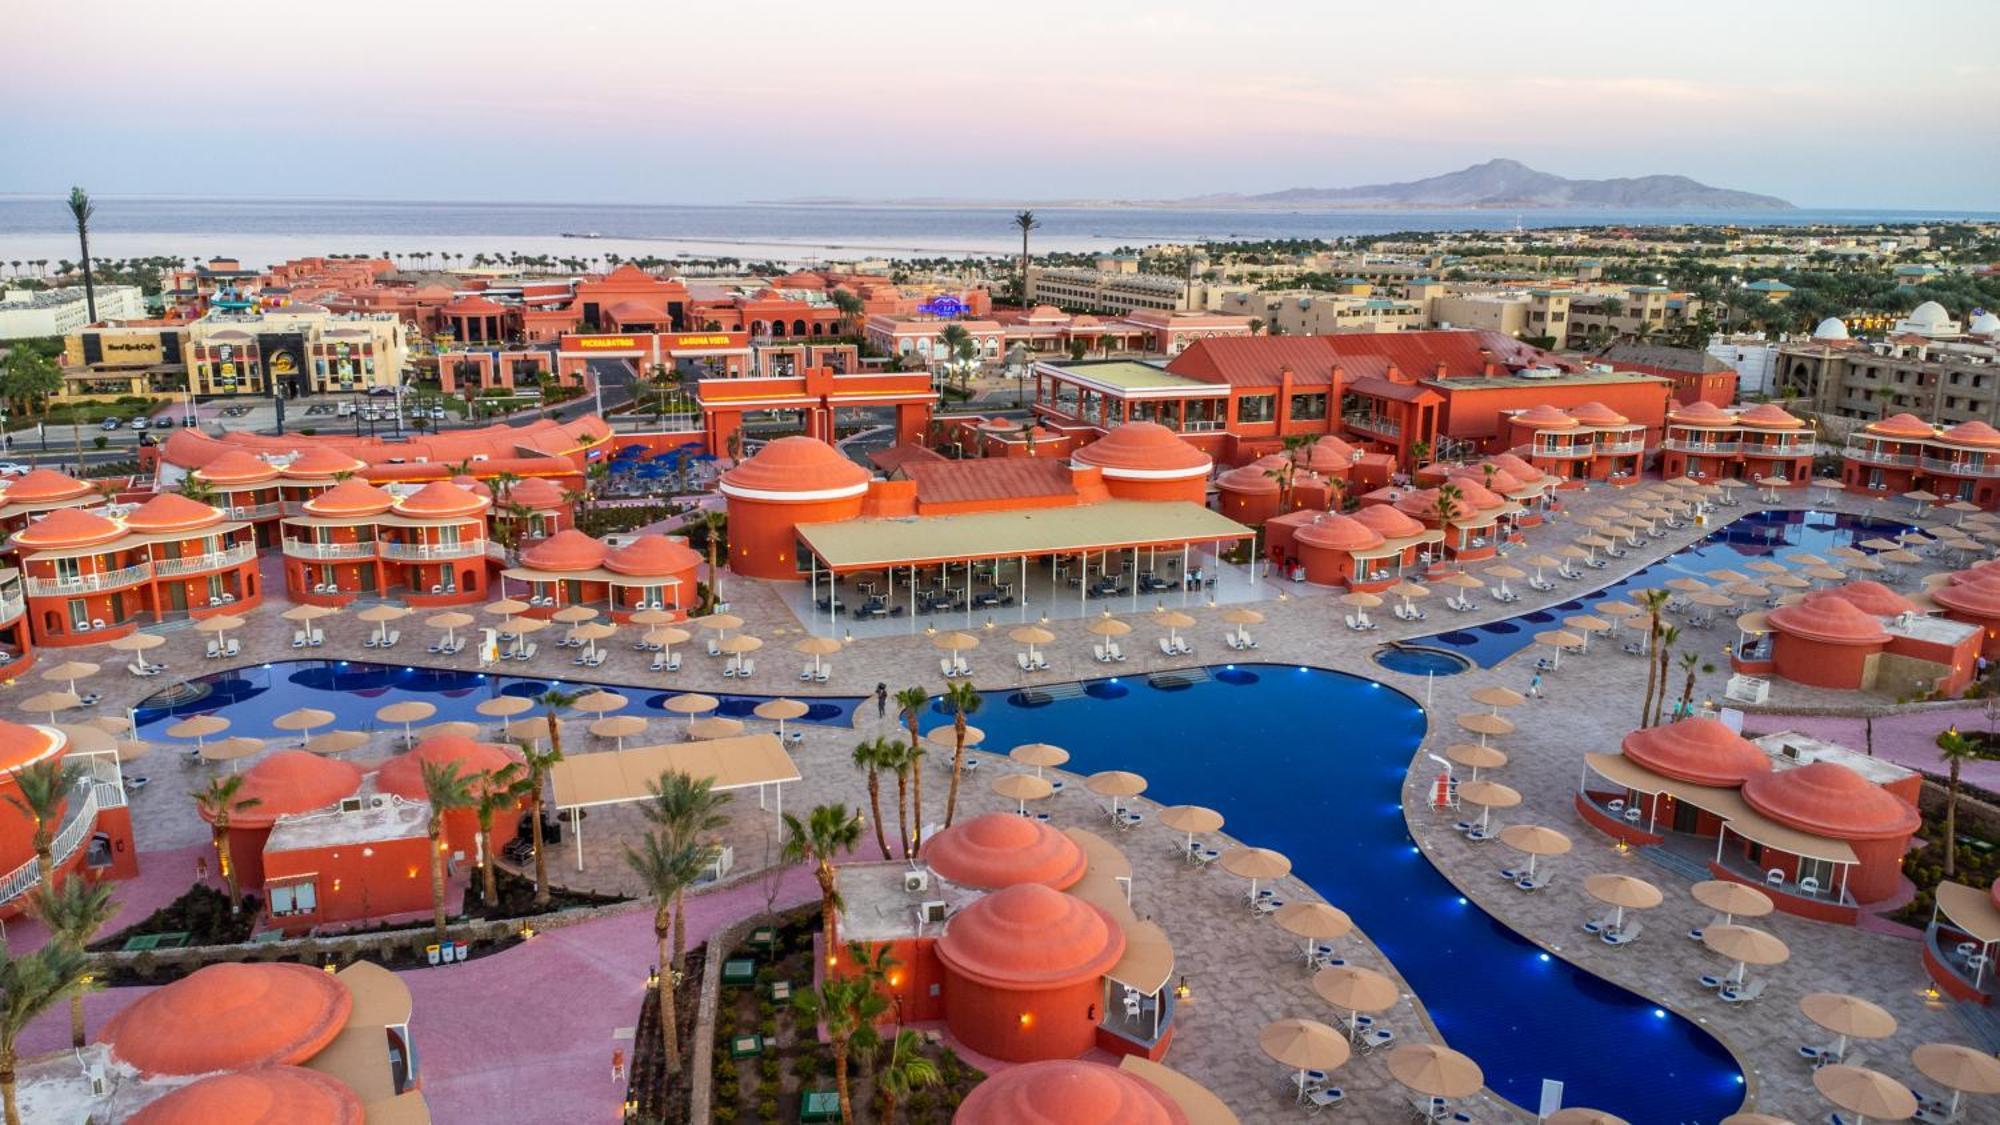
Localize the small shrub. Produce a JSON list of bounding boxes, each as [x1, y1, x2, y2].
[[757, 1098, 779, 1120], [712, 1108, 737, 1123]]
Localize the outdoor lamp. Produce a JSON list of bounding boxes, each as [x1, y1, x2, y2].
[[1174, 975, 1191, 1001], [843, 630, 853, 644], [925, 624, 936, 636], [646, 966, 659, 989]]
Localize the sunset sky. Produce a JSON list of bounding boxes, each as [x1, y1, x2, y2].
[[8, 0, 1997, 209]]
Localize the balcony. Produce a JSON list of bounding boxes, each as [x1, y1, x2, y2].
[[380, 540, 486, 561], [0, 593, 24, 623], [0, 778, 97, 908], [1529, 444, 1593, 459], [1741, 443, 1816, 459], [154, 543, 257, 577], [1341, 413, 1401, 438], [1663, 439, 1739, 454], [1921, 456, 2000, 479], [1594, 439, 1646, 454], [283, 538, 377, 561], [225, 501, 283, 520], [1842, 444, 1919, 467], [26, 563, 151, 597]]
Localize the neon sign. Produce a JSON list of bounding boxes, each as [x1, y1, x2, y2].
[[918, 296, 966, 318]]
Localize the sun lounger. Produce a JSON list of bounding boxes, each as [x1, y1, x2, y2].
[[310, 628, 326, 647], [737, 656, 754, 677], [517, 641, 538, 661], [1357, 612, 1377, 630], [589, 649, 607, 667], [707, 637, 722, 657], [1306, 1087, 1345, 1114], [1093, 644, 1111, 663], [1601, 919, 1642, 946], [206, 639, 221, 659], [1107, 641, 1126, 661], [1799, 1042, 1843, 1066], [1516, 872, 1551, 891], [1158, 637, 1176, 657], [224, 639, 240, 657], [667, 653, 682, 672], [1583, 911, 1616, 935], [1018, 652, 1033, 671], [813, 662, 827, 681], [292, 629, 307, 648], [1719, 978, 1767, 1003], [1345, 614, 1361, 631], [1358, 1027, 1396, 1051], [800, 662, 815, 681]]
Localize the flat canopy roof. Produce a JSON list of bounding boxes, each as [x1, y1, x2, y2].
[[1048, 360, 1224, 396], [550, 734, 800, 810], [1936, 880, 2000, 944], [1584, 751, 1857, 864], [1118, 1057, 1241, 1125], [797, 500, 1251, 571]]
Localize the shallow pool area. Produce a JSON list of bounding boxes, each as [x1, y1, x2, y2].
[[1371, 645, 1473, 677]]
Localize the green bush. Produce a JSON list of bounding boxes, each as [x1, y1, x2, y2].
[[712, 1108, 737, 1123], [757, 1098, 779, 1120]]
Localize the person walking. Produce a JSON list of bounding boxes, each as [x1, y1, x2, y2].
[[875, 682, 889, 720], [1527, 671, 1544, 699]]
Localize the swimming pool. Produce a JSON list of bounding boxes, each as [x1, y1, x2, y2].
[[952, 666, 1744, 1121], [1372, 646, 1472, 678], [1415, 509, 1913, 667]]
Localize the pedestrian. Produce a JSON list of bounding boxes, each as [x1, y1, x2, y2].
[[875, 682, 888, 719], [1979, 655, 1990, 682], [1528, 671, 1543, 699]]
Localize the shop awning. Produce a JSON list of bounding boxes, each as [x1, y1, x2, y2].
[[1936, 881, 2000, 944], [549, 734, 799, 810], [796, 500, 1250, 571], [1108, 919, 1175, 996], [1583, 752, 1857, 864]]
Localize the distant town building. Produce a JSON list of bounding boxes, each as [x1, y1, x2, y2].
[[1026, 266, 1198, 315], [1777, 303, 2000, 425], [0, 284, 146, 339]]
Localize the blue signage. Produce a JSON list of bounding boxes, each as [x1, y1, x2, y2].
[[918, 296, 966, 318]]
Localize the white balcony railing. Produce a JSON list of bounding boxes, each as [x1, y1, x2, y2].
[[226, 501, 283, 520], [1594, 439, 1646, 454], [26, 563, 151, 597], [380, 540, 487, 561], [282, 539, 376, 561], [1742, 444, 1816, 459], [1342, 413, 1401, 437], [1664, 439, 1739, 454], [0, 780, 97, 907], [0, 593, 24, 623], [153, 543, 257, 577], [1922, 456, 2000, 478], [1532, 445, 1593, 459], [1842, 444, 1920, 467]]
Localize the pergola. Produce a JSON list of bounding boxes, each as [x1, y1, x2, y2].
[[547, 733, 800, 869]]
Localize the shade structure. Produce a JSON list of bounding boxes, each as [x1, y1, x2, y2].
[[1221, 607, 1264, 626], [1584, 873, 1663, 911], [1158, 804, 1223, 835], [1445, 743, 1506, 777], [1438, 573, 1483, 590], [1387, 1043, 1484, 1099], [1484, 564, 1526, 580], [375, 701, 436, 742], [754, 698, 809, 722], [991, 772, 1054, 814], [304, 730, 369, 755], [1545, 1110, 1629, 1125], [648, 626, 693, 651], [505, 715, 552, 745], [1312, 964, 1396, 1014], [1388, 581, 1430, 604], [1799, 993, 1897, 1060], [476, 696, 533, 719], [87, 715, 132, 735], [551, 605, 599, 624], [357, 605, 409, 624], [39, 661, 100, 694], [166, 714, 229, 742], [1221, 846, 1291, 900], [1703, 924, 1789, 983], [193, 613, 246, 634], [484, 598, 531, 617], [717, 634, 763, 656], [1747, 559, 1791, 574], [1008, 624, 1056, 646], [1338, 591, 1383, 609], [1903, 490, 1939, 503], [1911, 1041, 2000, 1119], [1085, 617, 1132, 638], [1692, 880, 1775, 922], [1497, 824, 1571, 875], [1455, 712, 1514, 742], [696, 612, 743, 633], [570, 622, 616, 652], [925, 725, 985, 751], [426, 611, 475, 643], [1155, 609, 1197, 628], [687, 715, 746, 740], [109, 632, 165, 652], [280, 604, 339, 622], [1598, 601, 1641, 619], [1087, 769, 1148, 798], [1707, 568, 1752, 583], [589, 715, 648, 749], [627, 608, 676, 627], [1469, 686, 1525, 711], [930, 631, 980, 653], [1009, 742, 1070, 772], [664, 693, 719, 716], [1259, 1017, 1351, 1077], [1666, 577, 1710, 593], [272, 707, 336, 744], [1458, 779, 1520, 809], [54, 724, 114, 756], [1814, 1065, 1917, 1123], [572, 690, 628, 715], [113, 739, 150, 762], [1565, 614, 1611, 633], [200, 735, 264, 764], [1274, 901, 1353, 942]]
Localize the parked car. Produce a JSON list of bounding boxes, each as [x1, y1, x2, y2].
[[128, 417, 148, 431], [100, 418, 120, 431], [0, 463, 29, 477], [429, 407, 446, 420]]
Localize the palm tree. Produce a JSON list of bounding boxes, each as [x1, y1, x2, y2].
[[940, 680, 982, 828], [1674, 650, 1715, 722], [1433, 483, 1465, 554], [6, 760, 85, 890], [782, 804, 863, 967], [643, 770, 732, 972], [876, 1027, 942, 1124], [529, 688, 580, 904], [1650, 624, 1682, 727], [1012, 210, 1040, 307], [624, 829, 705, 1076], [66, 188, 97, 322], [473, 762, 530, 908], [792, 967, 888, 1125], [894, 687, 930, 854], [852, 739, 893, 860], [1264, 433, 1315, 512], [419, 760, 477, 941], [26, 876, 115, 1047], [1635, 589, 1672, 726], [0, 943, 93, 1125], [877, 739, 915, 863], [192, 774, 260, 915], [697, 511, 727, 614], [1935, 728, 1988, 878]]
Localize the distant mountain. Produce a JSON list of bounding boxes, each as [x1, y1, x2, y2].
[[1175, 159, 1793, 211]]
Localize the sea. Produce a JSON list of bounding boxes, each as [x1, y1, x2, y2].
[[0, 196, 1993, 271]]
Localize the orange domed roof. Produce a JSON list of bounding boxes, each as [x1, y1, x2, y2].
[[1445, 476, 1505, 510], [282, 447, 368, 479], [130, 1067, 363, 1125], [216, 750, 364, 829], [1737, 402, 1804, 429], [1933, 577, 2000, 618], [1396, 488, 1459, 521], [443, 295, 506, 315], [1568, 401, 1630, 427], [1767, 596, 1891, 646], [1299, 435, 1358, 474], [1621, 719, 1771, 787], [1510, 405, 1577, 430], [607, 300, 667, 322], [1216, 465, 1280, 496], [1471, 466, 1526, 494], [2, 468, 93, 504], [13, 506, 124, 550], [936, 883, 1124, 989], [922, 812, 1087, 891], [1487, 452, 1544, 482], [1070, 423, 1211, 479], [1741, 761, 1920, 841], [1351, 503, 1427, 539], [194, 450, 281, 486], [1809, 581, 1916, 618], [0, 721, 64, 774], [720, 436, 872, 497], [508, 477, 567, 509], [1668, 401, 1737, 426], [953, 1060, 1186, 1125], [776, 271, 826, 289], [99, 962, 352, 1076], [392, 480, 488, 519], [520, 528, 609, 571], [1940, 420, 2000, 449], [123, 492, 226, 534], [375, 735, 524, 801], [604, 534, 702, 577], [1864, 413, 1936, 439], [449, 475, 494, 499], [1294, 514, 1386, 553], [303, 479, 395, 517]]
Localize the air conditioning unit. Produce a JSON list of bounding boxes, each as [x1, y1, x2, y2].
[[86, 1060, 108, 1097], [903, 870, 929, 894], [338, 796, 365, 813], [917, 900, 948, 925]]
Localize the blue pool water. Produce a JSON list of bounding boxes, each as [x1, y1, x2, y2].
[[954, 666, 1744, 1121], [1416, 509, 1913, 668], [1372, 646, 1472, 677]]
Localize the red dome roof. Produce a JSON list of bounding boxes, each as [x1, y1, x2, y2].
[[720, 436, 872, 497], [194, 450, 280, 486], [1294, 515, 1386, 553], [0, 721, 64, 774], [392, 480, 488, 519], [520, 528, 609, 571], [1510, 405, 1577, 430], [922, 812, 1087, 891], [1299, 435, 1358, 473], [1396, 488, 1459, 521], [375, 735, 524, 801], [1940, 420, 2000, 449], [1216, 465, 1280, 495], [1737, 402, 1804, 430], [936, 883, 1124, 989], [303, 479, 395, 516], [1933, 578, 2000, 618], [508, 477, 567, 509], [123, 492, 226, 534], [1809, 581, 1916, 618], [1741, 761, 1920, 840], [98, 963, 352, 1076], [604, 534, 702, 577], [282, 448, 368, 479], [1471, 466, 1526, 494], [217, 750, 365, 829], [130, 1067, 363, 1125], [1767, 595, 1892, 646], [443, 295, 506, 315], [1568, 401, 1630, 427], [1351, 503, 1427, 538], [13, 506, 124, 549], [1668, 401, 1737, 426], [2, 468, 92, 504], [953, 1060, 1186, 1125], [1070, 423, 1211, 479], [1445, 476, 1505, 510], [449, 474, 494, 499], [1487, 452, 1543, 482], [1866, 413, 1935, 439], [1621, 719, 1771, 787]]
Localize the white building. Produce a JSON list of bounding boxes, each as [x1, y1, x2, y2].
[[0, 285, 147, 340]]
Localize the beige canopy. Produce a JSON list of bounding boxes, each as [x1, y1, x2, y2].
[[305, 730, 370, 755], [1108, 919, 1175, 995], [273, 707, 336, 734], [1086, 617, 1132, 637], [1934, 880, 2000, 944], [21, 691, 80, 722], [1339, 591, 1383, 608], [572, 691, 629, 715], [925, 725, 984, 750], [754, 698, 809, 722], [166, 714, 229, 739], [1008, 624, 1057, 645], [1799, 993, 1897, 1042], [991, 773, 1055, 803], [109, 633, 165, 652], [589, 715, 648, 741], [1221, 846, 1291, 881], [1158, 805, 1223, 835], [1813, 1065, 1916, 1122], [549, 733, 799, 810], [1312, 964, 1397, 1014], [200, 735, 264, 763], [1498, 824, 1572, 856], [1456, 713, 1515, 738], [1446, 743, 1506, 772], [1387, 1043, 1484, 1099], [1469, 686, 1525, 710], [696, 612, 744, 633], [1703, 923, 1790, 968], [485, 598, 531, 616], [1009, 742, 1070, 770], [663, 693, 719, 716], [717, 634, 763, 655], [1911, 1042, 2000, 1097], [1586, 753, 1858, 864], [376, 701, 436, 725], [1087, 770, 1147, 798], [1457, 780, 1520, 809], [1259, 1018, 1351, 1073], [687, 715, 746, 740], [1545, 1109, 1627, 1125], [1221, 607, 1264, 625], [551, 605, 599, 623], [281, 604, 339, 621], [421, 720, 479, 742], [1116, 1058, 1239, 1125], [1274, 901, 1353, 941], [358, 605, 410, 624], [476, 696, 534, 719], [627, 608, 677, 627], [793, 635, 843, 656]]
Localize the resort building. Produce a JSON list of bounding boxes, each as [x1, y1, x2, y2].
[[1025, 266, 1200, 315], [0, 284, 146, 339], [497, 529, 703, 620], [0, 717, 135, 921], [0, 467, 105, 540], [954, 1057, 1236, 1124], [1779, 303, 2000, 425], [1841, 413, 2000, 507], [56, 320, 192, 402], [1500, 402, 1650, 484], [1732, 581, 1981, 698], [696, 364, 936, 457], [184, 305, 413, 397], [279, 479, 494, 608], [1931, 560, 2000, 659], [1656, 401, 1817, 485]]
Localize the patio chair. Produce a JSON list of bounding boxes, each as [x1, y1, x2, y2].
[[1516, 872, 1551, 892], [813, 662, 828, 681], [667, 653, 683, 672], [1357, 612, 1377, 631], [127, 661, 157, 678], [1306, 1086, 1345, 1114], [1601, 919, 1642, 946], [707, 637, 722, 657], [1358, 1027, 1396, 1051], [800, 662, 815, 681], [224, 639, 240, 657], [738, 656, 754, 677], [939, 656, 956, 678], [519, 641, 539, 661], [652, 654, 668, 672], [1799, 1042, 1842, 1067], [311, 628, 326, 646], [1093, 644, 1111, 663], [1765, 868, 1785, 887], [1018, 652, 1033, 672], [1344, 615, 1361, 631], [1158, 637, 1176, 657], [1107, 641, 1127, 661], [206, 639, 221, 659], [292, 629, 307, 649], [1719, 978, 1767, 1003], [1583, 911, 1616, 935]]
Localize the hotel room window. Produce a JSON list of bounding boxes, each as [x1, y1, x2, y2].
[[1238, 394, 1275, 423], [1289, 393, 1327, 421]]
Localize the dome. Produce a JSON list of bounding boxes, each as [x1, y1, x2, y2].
[[1971, 310, 2000, 337], [391, 480, 488, 519], [1, 468, 92, 505], [1767, 596, 1891, 646], [1940, 420, 2000, 449], [281, 448, 368, 479], [1809, 581, 1916, 618], [0, 721, 64, 774], [123, 492, 226, 534], [719, 436, 872, 498], [1070, 423, 1211, 479], [193, 450, 280, 486], [519, 528, 609, 571], [1668, 401, 1737, 427], [1621, 719, 1771, 787], [1905, 300, 1951, 332], [1470, 466, 1526, 495], [13, 506, 124, 550], [606, 300, 667, 323], [1029, 304, 1064, 319], [1510, 405, 1577, 430], [922, 812, 1087, 891], [1568, 401, 1630, 428], [604, 533, 703, 577], [776, 271, 826, 290], [1444, 476, 1505, 510], [130, 1067, 363, 1125], [217, 750, 364, 829], [1487, 452, 1544, 482], [449, 474, 494, 499], [1298, 435, 1358, 474], [98, 962, 352, 1076], [508, 477, 567, 509], [303, 479, 395, 517], [443, 295, 506, 315], [936, 883, 1124, 989], [1215, 464, 1281, 496], [1865, 413, 1936, 439], [953, 1060, 1185, 1125], [1932, 578, 2000, 618], [1395, 488, 1456, 521], [1742, 761, 1920, 840], [1737, 402, 1804, 430], [1351, 503, 1427, 539], [1293, 515, 1386, 553], [375, 735, 524, 801], [1812, 317, 1850, 340]]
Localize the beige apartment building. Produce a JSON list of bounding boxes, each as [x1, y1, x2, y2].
[[1564, 286, 1699, 347], [1428, 288, 1572, 343], [186, 306, 412, 397], [1025, 267, 1199, 315], [1209, 287, 1423, 334]]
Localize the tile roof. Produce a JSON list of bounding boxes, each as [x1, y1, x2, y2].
[[905, 458, 1076, 506], [1165, 337, 1338, 388], [1324, 329, 1553, 380]]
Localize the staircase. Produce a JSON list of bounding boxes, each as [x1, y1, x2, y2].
[[1018, 681, 1086, 705], [1148, 667, 1211, 690]]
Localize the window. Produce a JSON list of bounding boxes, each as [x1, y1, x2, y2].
[[1238, 394, 1276, 423], [269, 881, 318, 916], [1289, 392, 1328, 421]]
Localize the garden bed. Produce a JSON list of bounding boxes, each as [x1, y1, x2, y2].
[[625, 944, 707, 1123], [1889, 806, 2000, 927]]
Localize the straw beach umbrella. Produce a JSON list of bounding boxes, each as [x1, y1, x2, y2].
[[1153, 609, 1196, 648], [1275, 901, 1353, 964], [1311, 965, 1397, 1040], [1702, 924, 1789, 985], [1007, 624, 1055, 665], [1813, 1065, 1917, 1125], [754, 698, 809, 740], [1799, 993, 1897, 1062], [425, 610, 475, 648], [1457, 779, 1520, 833], [1583, 872, 1663, 932], [1086, 769, 1146, 817], [1910, 1042, 2000, 1120], [375, 700, 437, 744], [650, 625, 693, 660], [21, 691, 80, 725], [272, 707, 336, 746], [1158, 804, 1223, 854], [1545, 1111, 1628, 1125], [1388, 1043, 1484, 1100], [991, 772, 1053, 815], [573, 690, 628, 716], [1008, 742, 1069, 776], [1455, 712, 1514, 746], [200, 735, 264, 768], [551, 605, 598, 625], [687, 715, 744, 740], [664, 692, 719, 733], [1469, 686, 1525, 712], [1692, 880, 1775, 925], [1260, 1018, 1350, 1101], [304, 730, 369, 756], [1221, 846, 1291, 902], [165, 714, 228, 748], [475, 695, 532, 736], [356, 604, 408, 645], [1497, 823, 1571, 875], [1445, 742, 1506, 780], [589, 715, 647, 750], [39, 661, 99, 696]]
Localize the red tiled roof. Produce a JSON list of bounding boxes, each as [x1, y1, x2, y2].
[[130, 1067, 363, 1125], [13, 506, 123, 550], [1348, 376, 1444, 404], [905, 459, 1076, 506], [1742, 761, 1919, 841], [2, 468, 93, 504], [1165, 337, 1337, 389], [869, 443, 948, 473], [922, 813, 1087, 891], [1324, 328, 1553, 379], [123, 492, 226, 534]]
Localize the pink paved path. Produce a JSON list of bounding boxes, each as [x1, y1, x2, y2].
[[1744, 709, 2000, 790]]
